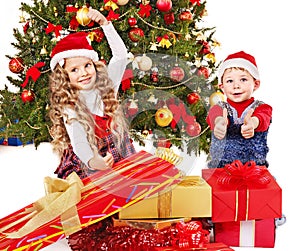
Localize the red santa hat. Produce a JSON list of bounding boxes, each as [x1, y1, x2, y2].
[[218, 51, 260, 83], [50, 32, 99, 71]]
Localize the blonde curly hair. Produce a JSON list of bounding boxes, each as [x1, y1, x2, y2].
[[49, 61, 128, 158]]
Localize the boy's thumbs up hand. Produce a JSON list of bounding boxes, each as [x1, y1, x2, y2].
[[213, 108, 228, 140], [241, 108, 257, 139]]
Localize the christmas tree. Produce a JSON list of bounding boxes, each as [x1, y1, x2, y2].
[[0, 0, 223, 155]]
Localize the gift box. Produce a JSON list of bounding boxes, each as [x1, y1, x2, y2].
[[119, 176, 211, 219], [0, 151, 182, 251], [214, 218, 275, 247], [0, 137, 33, 146], [202, 160, 282, 222], [154, 243, 234, 250], [112, 217, 191, 230]]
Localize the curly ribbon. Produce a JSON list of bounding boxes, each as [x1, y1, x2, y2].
[[174, 221, 210, 248], [168, 103, 196, 129], [217, 160, 271, 188], [21, 62, 45, 88], [3, 172, 83, 238], [217, 160, 271, 221], [45, 22, 62, 37]]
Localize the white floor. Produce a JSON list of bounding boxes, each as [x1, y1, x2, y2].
[[0, 142, 294, 250]]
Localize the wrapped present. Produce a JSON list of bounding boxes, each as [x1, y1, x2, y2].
[[112, 217, 191, 230], [0, 151, 182, 251], [202, 160, 282, 222], [119, 176, 211, 219], [214, 218, 275, 247], [0, 136, 32, 146], [154, 242, 234, 250]]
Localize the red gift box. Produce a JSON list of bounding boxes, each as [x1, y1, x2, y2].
[[214, 218, 275, 247], [0, 151, 182, 251], [202, 161, 282, 222], [154, 242, 234, 250]]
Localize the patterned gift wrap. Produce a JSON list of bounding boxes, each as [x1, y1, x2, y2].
[[0, 151, 182, 251]]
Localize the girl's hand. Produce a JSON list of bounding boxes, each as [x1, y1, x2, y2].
[[87, 7, 109, 26], [88, 152, 114, 170], [213, 108, 228, 140]]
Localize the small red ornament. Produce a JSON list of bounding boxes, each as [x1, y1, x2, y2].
[[128, 17, 137, 27], [186, 121, 201, 137], [169, 65, 185, 82], [1, 139, 8, 145], [128, 27, 144, 42], [156, 0, 172, 12], [164, 12, 174, 25], [9, 57, 24, 74], [197, 66, 209, 78], [187, 92, 200, 104], [21, 89, 35, 103], [179, 10, 193, 21], [157, 138, 172, 148]]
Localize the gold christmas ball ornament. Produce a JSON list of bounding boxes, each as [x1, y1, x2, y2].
[[117, 0, 129, 5], [209, 91, 226, 106], [76, 6, 91, 26], [137, 54, 153, 71], [155, 107, 173, 127]]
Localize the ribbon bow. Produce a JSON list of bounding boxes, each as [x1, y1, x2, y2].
[[2, 172, 84, 238], [45, 22, 62, 37], [21, 62, 45, 88], [168, 103, 196, 129], [217, 160, 271, 188]]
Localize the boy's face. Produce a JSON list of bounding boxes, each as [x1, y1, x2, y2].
[[64, 56, 97, 90], [219, 68, 260, 103]]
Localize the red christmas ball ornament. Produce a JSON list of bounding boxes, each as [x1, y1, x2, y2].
[[186, 121, 201, 137], [197, 66, 209, 79], [128, 17, 137, 27], [157, 138, 172, 148], [21, 89, 35, 103], [128, 27, 144, 42], [164, 12, 175, 25], [1, 139, 8, 145], [170, 65, 185, 82], [179, 10, 193, 21], [187, 92, 200, 104], [9, 57, 24, 73], [156, 0, 172, 12]]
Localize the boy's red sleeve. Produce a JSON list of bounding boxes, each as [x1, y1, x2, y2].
[[206, 105, 223, 130], [253, 104, 272, 131]]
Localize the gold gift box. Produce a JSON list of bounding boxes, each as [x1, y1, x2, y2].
[[113, 217, 191, 230], [119, 176, 211, 219]]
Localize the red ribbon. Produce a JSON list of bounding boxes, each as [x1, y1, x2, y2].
[[21, 62, 45, 88], [168, 103, 196, 129], [45, 22, 62, 37], [138, 3, 152, 18], [106, 10, 120, 21], [217, 160, 271, 188], [173, 221, 210, 248]]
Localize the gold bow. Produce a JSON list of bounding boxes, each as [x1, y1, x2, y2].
[[2, 172, 84, 238]]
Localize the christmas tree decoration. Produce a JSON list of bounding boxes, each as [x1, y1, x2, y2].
[[156, 0, 172, 12], [8, 57, 24, 73], [179, 10, 193, 22], [155, 107, 173, 127], [128, 16, 137, 27], [76, 5, 91, 26], [186, 121, 201, 137], [163, 12, 175, 25], [209, 91, 226, 106], [117, 0, 129, 5], [21, 89, 35, 103], [187, 92, 200, 105], [136, 54, 153, 71], [128, 27, 144, 42], [169, 65, 185, 82]]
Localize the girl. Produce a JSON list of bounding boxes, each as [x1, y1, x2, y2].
[[49, 8, 135, 179]]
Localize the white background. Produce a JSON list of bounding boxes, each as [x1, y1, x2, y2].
[[1, 0, 299, 250]]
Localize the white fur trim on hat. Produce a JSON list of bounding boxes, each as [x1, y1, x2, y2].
[[218, 58, 260, 83], [50, 49, 99, 71]]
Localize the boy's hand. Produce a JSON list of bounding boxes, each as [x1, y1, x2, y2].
[[87, 7, 109, 26], [213, 108, 228, 140], [241, 108, 259, 139]]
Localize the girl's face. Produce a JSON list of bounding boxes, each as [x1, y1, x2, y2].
[[64, 57, 97, 90], [219, 68, 260, 103]]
